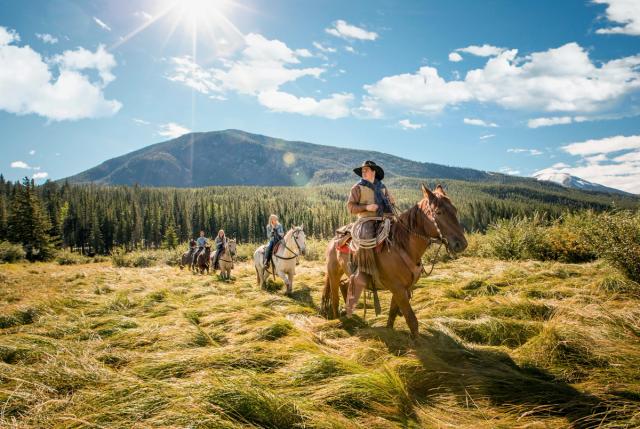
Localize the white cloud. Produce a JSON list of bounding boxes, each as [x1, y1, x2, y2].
[[313, 42, 336, 53], [257, 90, 352, 119], [535, 134, 640, 193], [364, 66, 472, 113], [157, 122, 191, 139], [295, 48, 312, 57], [325, 20, 378, 41], [463, 118, 498, 127], [36, 33, 58, 44], [562, 134, 640, 156], [0, 27, 19, 44], [345, 46, 356, 54], [167, 33, 351, 119], [398, 119, 424, 130], [479, 134, 495, 140], [527, 116, 573, 128], [93, 17, 111, 31], [361, 42, 640, 115], [448, 52, 463, 62], [456, 44, 505, 57], [0, 27, 121, 121], [29, 149, 35, 155], [593, 0, 640, 36], [168, 33, 323, 96], [507, 148, 543, 156], [11, 161, 30, 169], [32, 172, 48, 180], [54, 44, 116, 84], [132, 118, 150, 125]]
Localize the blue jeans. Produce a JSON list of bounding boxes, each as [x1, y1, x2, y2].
[[265, 237, 279, 265]]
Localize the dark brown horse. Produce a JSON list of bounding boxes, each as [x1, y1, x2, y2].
[[179, 248, 196, 271], [195, 245, 211, 274], [320, 184, 467, 338]]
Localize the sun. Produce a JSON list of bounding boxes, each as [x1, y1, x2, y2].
[[111, 0, 243, 53]]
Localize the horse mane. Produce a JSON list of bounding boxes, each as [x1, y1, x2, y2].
[[391, 204, 426, 253]]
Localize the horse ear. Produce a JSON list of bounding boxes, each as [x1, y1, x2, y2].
[[435, 184, 446, 195], [421, 183, 436, 200]]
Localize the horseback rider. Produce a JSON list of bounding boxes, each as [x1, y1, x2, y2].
[[192, 230, 208, 268], [264, 214, 284, 269], [212, 229, 226, 270], [346, 160, 395, 313], [188, 237, 197, 252]]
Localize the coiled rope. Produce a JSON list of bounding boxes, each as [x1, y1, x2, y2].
[[349, 217, 391, 251]]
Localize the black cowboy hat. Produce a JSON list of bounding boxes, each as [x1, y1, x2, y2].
[[353, 160, 384, 181]]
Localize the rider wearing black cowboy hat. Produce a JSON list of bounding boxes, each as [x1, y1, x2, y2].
[[345, 160, 396, 315], [348, 160, 395, 218]]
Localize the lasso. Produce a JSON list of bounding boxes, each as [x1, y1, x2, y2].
[[349, 216, 391, 251]]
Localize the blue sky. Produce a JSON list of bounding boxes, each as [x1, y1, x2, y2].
[[1, 0, 640, 192]]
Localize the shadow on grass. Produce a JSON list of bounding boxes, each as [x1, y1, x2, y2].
[[289, 286, 317, 309], [358, 327, 625, 429]]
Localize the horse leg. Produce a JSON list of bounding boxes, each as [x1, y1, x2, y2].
[[346, 272, 368, 317], [328, 270, 342, 319], [387, 297, 400, 329], [391, 287, 419, 338], [278, 268, 291, 295], [286, 270, 294, 295]]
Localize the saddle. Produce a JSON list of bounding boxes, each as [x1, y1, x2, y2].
[[334, 219, 389, 254]]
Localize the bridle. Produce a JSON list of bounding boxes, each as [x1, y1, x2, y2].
[[218, 239, 236, 263], [393, 199, 449, 250], [274, 228, 304, 260], [392, 198, 453, 277]]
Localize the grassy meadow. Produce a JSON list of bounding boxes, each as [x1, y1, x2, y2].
[[1, 242, 639, 428]]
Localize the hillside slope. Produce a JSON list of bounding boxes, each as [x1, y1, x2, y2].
[[64, 129, 522, 187]]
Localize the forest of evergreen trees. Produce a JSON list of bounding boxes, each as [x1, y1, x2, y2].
[[0, 174, 637, 258]]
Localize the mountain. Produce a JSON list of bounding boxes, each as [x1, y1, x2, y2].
[[65, 129, 498, 187], [533, 171, 630, 195], [65, 129, 630, 197]]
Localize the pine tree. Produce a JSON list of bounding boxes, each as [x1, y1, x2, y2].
[[163, 223, 179, 249], [7, 178, 55, 261]]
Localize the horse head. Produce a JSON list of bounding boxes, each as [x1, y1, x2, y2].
[[227, 239, 237, 256], [290, 225, 306, 256], [419, 183, 467, 254]]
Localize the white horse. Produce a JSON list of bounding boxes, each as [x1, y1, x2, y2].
[[254, 226, 306, 295], [211, 239, 237, 280]]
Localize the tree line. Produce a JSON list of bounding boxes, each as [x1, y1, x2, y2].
[[0, 174, 635, 259]]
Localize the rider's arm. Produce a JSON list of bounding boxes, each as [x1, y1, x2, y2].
[[347, 185, 367, 215]]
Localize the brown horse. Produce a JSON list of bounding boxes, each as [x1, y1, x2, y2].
[[320, 184, 467, 338], [195, 245, 211, 274]]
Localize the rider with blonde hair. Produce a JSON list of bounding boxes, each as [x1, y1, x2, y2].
[[212, 229, 226, 270], [264, 214, 284, 269]]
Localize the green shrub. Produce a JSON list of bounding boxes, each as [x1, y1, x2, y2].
[[111, 247, 129, 267], [110, 248, 158, 268], [481, 217, 543, 260], [481, 212, 597, 263], [0, 241, 25, 263], [586, 210, 640, 283], [56, 250, 90, 265]]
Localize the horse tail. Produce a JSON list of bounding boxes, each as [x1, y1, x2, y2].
[[320, 272, 332, 318]]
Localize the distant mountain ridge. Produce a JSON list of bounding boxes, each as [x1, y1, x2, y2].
[[64, 129, 630, 195], [533, 171, 630, 196]]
